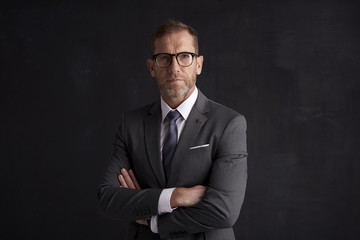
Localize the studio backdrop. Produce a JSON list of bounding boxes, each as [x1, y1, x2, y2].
[[1, 0, 359, 239]]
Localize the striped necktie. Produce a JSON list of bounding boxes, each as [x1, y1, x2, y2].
[[163, 110, 181, 182]]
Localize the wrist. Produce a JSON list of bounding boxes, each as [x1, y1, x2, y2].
[[170, 187, 184, 208]]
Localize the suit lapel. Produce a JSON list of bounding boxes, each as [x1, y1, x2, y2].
[[144, 101, 167, 188], [167, 91, 209, 186]]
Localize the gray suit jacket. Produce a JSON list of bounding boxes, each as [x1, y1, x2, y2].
[[98, 90, 247, 240]]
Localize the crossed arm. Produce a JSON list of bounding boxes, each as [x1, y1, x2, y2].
[[118, 168, 208, 226]]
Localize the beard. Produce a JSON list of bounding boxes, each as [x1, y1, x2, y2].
[[161, 82, 191, 98], [158, 74, 196, 99]]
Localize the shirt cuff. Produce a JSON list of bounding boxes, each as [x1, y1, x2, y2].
[[149, 188, 176, 234], [158, 187, 176, 214], [150, 215, 158, 233]]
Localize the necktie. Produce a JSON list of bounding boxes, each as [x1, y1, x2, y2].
[[163, 110, 181, 182]]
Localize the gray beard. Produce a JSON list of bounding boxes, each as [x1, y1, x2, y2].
[[161, 84, 191, 98]]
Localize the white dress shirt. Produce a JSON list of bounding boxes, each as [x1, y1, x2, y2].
[[150, 87, 199, 233]]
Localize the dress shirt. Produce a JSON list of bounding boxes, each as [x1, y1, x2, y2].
[[150, 87, 199, 233]]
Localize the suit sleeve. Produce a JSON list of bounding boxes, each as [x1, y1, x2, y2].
[[157, 114, 248, 238], [97, 113, 162, 220]]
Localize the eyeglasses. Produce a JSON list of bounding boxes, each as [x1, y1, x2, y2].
[[152, 52, 199, 68]]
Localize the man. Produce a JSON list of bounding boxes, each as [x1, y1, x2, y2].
[[98, 20, 247, 240]]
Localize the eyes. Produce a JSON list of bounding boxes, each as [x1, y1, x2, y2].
[[158, 54, 170, 61], [158, 53, 191, 61], [179, 53, 191, 60], [153, 52, 198, 68]]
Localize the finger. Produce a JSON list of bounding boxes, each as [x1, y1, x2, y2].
[[118, 175, 123, 187], [135, 219, 148, 226], [118, 174, 128, 188], [121, 168, 136, 189], [129, 169, 141, 190]]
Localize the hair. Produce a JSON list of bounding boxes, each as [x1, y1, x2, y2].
[[151, 19, 199, 54]]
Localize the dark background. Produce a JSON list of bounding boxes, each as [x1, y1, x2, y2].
[[1, 0, 359, 239]]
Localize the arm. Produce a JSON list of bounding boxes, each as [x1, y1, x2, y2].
[[97, 115, 162, 220], [118, 168, 208, 226], [118, 168, 207, 209], [157, 115, 248, 238], [117, 168, 150, 226]]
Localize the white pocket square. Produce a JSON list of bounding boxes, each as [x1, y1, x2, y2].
[[189, 144, 209, 150]]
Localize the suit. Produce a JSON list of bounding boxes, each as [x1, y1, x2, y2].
[[98, 90, 248, 239]]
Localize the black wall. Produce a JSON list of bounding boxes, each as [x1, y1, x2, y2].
[[1, 0, 359, 239]]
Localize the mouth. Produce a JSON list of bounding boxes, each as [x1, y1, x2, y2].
[[166, 78, 183, 83]]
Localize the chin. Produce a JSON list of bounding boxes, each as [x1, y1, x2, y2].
[[163, 86, 190, 98]]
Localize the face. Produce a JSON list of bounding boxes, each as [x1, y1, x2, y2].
[[147, 30, 203, 104]]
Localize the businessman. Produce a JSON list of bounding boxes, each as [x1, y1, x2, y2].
[[98, 20, 248, 240]]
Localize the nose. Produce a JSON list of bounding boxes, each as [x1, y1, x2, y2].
[[168, 55, 181, 73]]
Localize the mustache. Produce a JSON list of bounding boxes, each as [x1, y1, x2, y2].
[[168, 74, 182, 79]]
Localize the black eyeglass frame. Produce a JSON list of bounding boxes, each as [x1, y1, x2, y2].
[[152, 52, 199, 68]]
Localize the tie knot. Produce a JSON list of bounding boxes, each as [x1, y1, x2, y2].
[[166, 110, 181, 124]]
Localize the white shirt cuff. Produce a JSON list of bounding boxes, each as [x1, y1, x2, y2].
[[150, 215, 158, 233], [158, 187, 176, 214], [149, 188, 176, 234]]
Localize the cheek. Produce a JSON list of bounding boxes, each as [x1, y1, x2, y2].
[[153, 68, 163, 79], [187, 68, 198, 81], [154, 71, 168, 85], [156, 70, 167, 80]]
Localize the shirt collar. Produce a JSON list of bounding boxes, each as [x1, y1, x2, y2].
[[161, 87, 199, 122]]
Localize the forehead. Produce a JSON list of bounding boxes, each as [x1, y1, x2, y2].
[[153, 30, 196, 54]]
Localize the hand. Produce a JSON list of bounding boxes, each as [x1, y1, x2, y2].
[[118, 168, 147, 226], [118, 168, 141, 190], [170, 185, 208, 208]]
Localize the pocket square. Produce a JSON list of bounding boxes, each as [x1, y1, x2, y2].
[[189, 144, 209, 150]]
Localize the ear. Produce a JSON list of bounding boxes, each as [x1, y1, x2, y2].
[[196, 55, 204, 75], [147, 59, 156, 77]]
